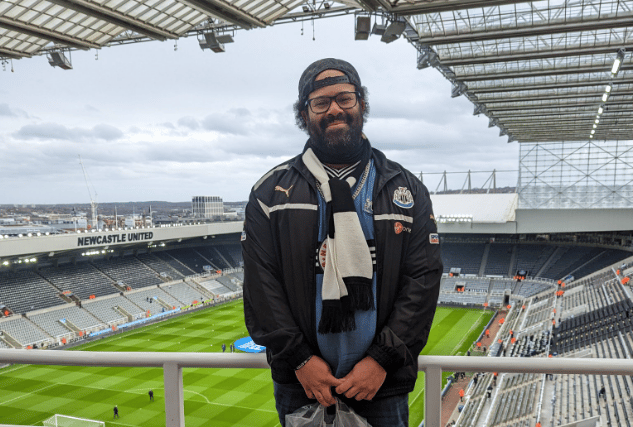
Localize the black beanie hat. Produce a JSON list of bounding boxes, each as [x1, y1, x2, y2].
[[298, 58, 362, 108]]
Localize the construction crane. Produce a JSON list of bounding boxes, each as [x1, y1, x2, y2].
[[78, 155, 98, 230]]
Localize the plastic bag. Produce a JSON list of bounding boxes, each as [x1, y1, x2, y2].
[[286, 399, 372, 427]]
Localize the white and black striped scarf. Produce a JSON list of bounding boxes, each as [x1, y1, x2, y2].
[[302, 148, 374, 334]]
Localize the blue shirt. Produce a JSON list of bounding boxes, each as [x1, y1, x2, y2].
[[315, 159, 377, 378]]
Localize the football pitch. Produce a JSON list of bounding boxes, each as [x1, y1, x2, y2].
[[0, 301, 493, 426]]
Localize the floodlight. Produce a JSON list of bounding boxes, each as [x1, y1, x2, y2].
[[611, 49, 626, 75], [473, 104, 487, 115], [381, 20, 406, 43], [215, 34, 234, 44], [590, 135, 594, 138], [605, 85, 612, 93], [591, 130, 595, 135], [302, 5, 310, 12], [452, 82, 467, 98], [199, 33, 225, 53], [371, 22, 386, 36], [593, 124, 597, 129], [602, 93, 608, 102], [417, 49, 438, 69], [355, 16, 371, 40], [47, 51, 72, 70], [598, 106, 603, 114], [595, 119, 600, 124], [612, 59, 621, 74], [323, 2, 330, 9]]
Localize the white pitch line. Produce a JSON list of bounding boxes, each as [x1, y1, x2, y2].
[[451, 310, 487, 356], [0, 382, 58, 406]]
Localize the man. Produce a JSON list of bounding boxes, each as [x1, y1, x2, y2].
[[113, 405, 119, 419], [149, 389, 154, 402], [243, 58, 442, 427]]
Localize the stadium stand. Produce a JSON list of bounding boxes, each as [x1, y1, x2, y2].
[[39, 263, 118, 299], [441, 243, 486, 275], [0, 316, 51, 347], [164, 248, 214, 273], [92, 257, 164, 289], [513, 245, 556, 278], [161, 282, 211, 305], [82, 296, 144, 325], [124, 287, 184, 315], [196, 278, 234, 296], [0, 270, 65, 314], [484, 244, 514, 276], [136, 253, 185, 280], [215, 275, 242, 292], [153, 251, 195, 276], [28, 304, 105, 338]]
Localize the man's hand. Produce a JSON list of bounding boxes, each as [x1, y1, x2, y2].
[[335, 356, 386, 401], [295, 356, 342, 407]]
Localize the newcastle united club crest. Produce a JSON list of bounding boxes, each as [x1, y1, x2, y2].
[[393, 187, 414, 209]]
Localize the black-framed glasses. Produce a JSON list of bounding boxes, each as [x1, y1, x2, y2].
[[305, 91, 360, 114]]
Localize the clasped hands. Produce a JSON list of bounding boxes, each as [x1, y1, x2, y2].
[[295, 355, 386, 407]]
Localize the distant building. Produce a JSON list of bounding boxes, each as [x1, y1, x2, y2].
[[192, 196, 223, 219]]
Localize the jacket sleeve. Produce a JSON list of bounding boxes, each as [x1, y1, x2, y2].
[[366, 178, 443, 372], [242, 189, 314, 370]]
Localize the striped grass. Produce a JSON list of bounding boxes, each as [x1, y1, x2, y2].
[[0, 301, 492, 426]]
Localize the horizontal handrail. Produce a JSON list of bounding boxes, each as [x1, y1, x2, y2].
[[2, 350, 633, 427]]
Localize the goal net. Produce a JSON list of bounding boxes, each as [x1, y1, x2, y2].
[[42, 414, 105, 427]]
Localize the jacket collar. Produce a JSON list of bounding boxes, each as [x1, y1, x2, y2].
[[291, 137, 402, 194]]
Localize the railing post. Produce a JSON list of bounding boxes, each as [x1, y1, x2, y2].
[[164, 362, 185, 427], [425, 365, 442, 427]]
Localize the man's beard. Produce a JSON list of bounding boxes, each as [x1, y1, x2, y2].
[[307, 110, 364, 163]]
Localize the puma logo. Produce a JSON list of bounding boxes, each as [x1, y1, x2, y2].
[[275, 185, 293, 197]]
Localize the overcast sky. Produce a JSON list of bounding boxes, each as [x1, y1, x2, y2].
[[0, 15, 518, 204]]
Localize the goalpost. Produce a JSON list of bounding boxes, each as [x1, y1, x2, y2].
[[42, 414, 105, 427]]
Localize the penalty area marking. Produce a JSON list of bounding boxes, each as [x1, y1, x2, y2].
[[130, 388, 277, 414], [450, 310, 488, 356]]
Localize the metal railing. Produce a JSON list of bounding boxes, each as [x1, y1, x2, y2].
[[2, 350, 633, 427]]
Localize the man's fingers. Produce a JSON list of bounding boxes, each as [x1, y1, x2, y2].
[[344, 386, 359, 399], [314, 391, 326, 406], [327, 377, 344, 387], [335, 380, 352, 395], [322, 386, 337, 406]]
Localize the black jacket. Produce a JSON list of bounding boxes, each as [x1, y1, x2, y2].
[[242, 147, 442, 397]]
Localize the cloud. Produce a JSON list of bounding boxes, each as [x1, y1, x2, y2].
[[0, 103, 16, 117], [177, 116, 199, 130], [13, 123, 124, 141], [92, 124, 124, 141], [85, 105, 100, 113], [201, 112, 249, 136], [0, 103, 29, 118]]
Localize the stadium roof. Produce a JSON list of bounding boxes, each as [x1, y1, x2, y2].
[[1, 0, 631, 143]]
